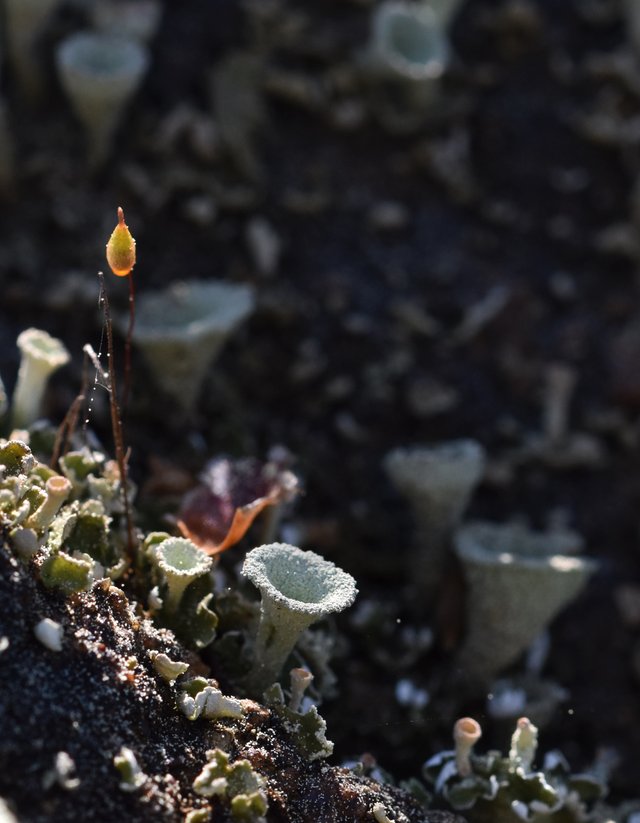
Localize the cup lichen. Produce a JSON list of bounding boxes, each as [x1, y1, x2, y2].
[[453, 520, 596, 683], [384, 439, 486, 596], [453, 717, 482, 777], [127, 279, 255, 415], [148, 536, 213, 614], [25, 475, 71, 532], [363, 1, 451, 132], [11, 329, 70, 430], [423, 715, 604, 820], [241, 542, 358, 695], [55, 32, 150, 167]]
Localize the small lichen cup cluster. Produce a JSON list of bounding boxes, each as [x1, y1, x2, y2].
[[0, 439, 130, 591], [423, 715, 605, 822]]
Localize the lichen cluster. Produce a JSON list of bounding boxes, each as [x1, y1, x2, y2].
[[0, 316, 628, 823], [423, 717, 605, 823], [0, 439, 128, 590]]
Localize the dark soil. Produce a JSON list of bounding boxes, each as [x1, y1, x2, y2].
[[0, 541, 462, 822], [1, 0, 640, 815]]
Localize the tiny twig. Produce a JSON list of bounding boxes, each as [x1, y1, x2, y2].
[[98, 272, 137, 565], [123, 270, 136, 411], [50, 392, 85, 469]]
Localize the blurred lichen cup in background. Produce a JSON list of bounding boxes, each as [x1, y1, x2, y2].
[[4, 0, 61, 98], [453, 521, 596, 685], [362, 1, 451, 132], [384, 439, 485, 598], [242, 543, 358, 697], [11, 328, 70, 430], [127, 279, 255, 418], [55, 31, 150, 168]]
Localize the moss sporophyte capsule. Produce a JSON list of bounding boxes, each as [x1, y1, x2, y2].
[[106, 206, 136, 277]]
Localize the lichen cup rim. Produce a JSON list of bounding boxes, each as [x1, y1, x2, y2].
[[130, 280, 255, 343], [384, 439, 486, 493], [454, 520, 592, 572], [242, 543, 358, 617], [16, 327, 70, 369], [153, 536, 212, 576], [371, 0, 450, 81], [56, 30, 149, 84]]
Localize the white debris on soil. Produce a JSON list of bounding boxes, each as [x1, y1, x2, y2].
[[34, 618, 63, 652]]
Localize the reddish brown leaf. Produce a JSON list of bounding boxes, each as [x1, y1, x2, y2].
[[177, 456, 299, 556]]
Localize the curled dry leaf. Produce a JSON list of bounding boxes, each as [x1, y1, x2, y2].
[[177, 456, 299, 555]]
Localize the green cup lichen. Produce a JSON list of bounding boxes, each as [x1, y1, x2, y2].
[[423, 716, 604, 821], [149, 536, 213, 614], [454, 521, 596, 684], [55, 32, 150, 168], [148, 651, 189, 684], [127, 279, 255, 416], [241, 542, 358, 695], [12, 329, 70, 430], [40, 550, 94, 594], [264, 681, 334, 762], [453, 717, 482, 777], [25, 475, 71, 532], [0, 440, 35, 478], [384, 439, 486, 596], [59, 449, 106, 496], [509, 717, 538, 774], [363, 1, 451, 132]]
